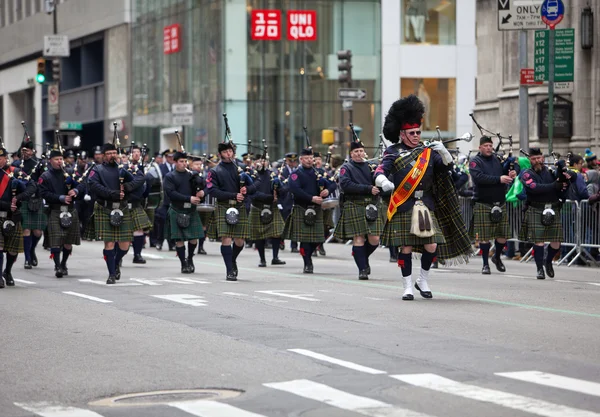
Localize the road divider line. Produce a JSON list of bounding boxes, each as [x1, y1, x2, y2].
[[264, 379, 433, 416], [14, 278, 36, 284], [288, 349, 387, 375], [391, 373, 600, 417], [14, 402, 105, 417], [169, 400, 267, 416], [496, 371, 600, 397], [62, 292, 112, 304], [79, 279, 142, 287], [151, 294, 207, 307]]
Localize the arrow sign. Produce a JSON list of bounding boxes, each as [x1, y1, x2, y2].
[[502, 14, 512, 24], [338, 88, 367, 101]]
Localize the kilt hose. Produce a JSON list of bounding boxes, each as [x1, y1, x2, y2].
[[166, 207, 204, 241], [519, 204, 563, 243], [47, 207, 81, 247], [248, 202, 285, 240], [283, 205, 325, 244], [381, 208, 445, 248], [130, 206, 153, 231], [93, 203, 133, 242], [206, 201, 249, 239], [21, 200, 48, 230], [470, 202, 511, 242], [0, 221, 24, 253], [334, 198, 385, 240]]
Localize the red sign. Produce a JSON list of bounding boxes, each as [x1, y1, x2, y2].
[[163, 24, 181, 54], [251, 10, 281, 40], [520, 68, 542, 85], [287, 10, 317, 41]]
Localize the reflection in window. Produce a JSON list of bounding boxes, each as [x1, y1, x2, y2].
[[402, 0, 456, 45], [400, 78, 456, 137]]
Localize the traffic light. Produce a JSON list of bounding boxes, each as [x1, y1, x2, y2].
[[36, 58, 46, 84], [52, 59, 61, 81], [337, 50, 352, 86]]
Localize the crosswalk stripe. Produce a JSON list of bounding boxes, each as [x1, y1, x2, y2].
[[288, 348, 387, 374], [62, 291, 112, 303], [264, 379, 434, 416], [169, 400, 267, 416], [391, 373, 600, 417], [14, 402, 105, 417], [496, 371, 600, 397]]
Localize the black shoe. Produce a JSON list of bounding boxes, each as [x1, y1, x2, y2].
[[291, 248, 299, 253], [491, 256, 506, 272], [3, 271, 14, 286], [303, 265, 313, 274], [258, 261, 267, 267], [226, 271, 237, 281], [24, 260, 32, 269], [415, 282, 433, 299], [115, 264, 121, 280], [271, 258, 286, 265], [536, 268, 546, 280], [55, 267, 64, 278], [402, 294, 414, 301], [198, 247, 207, 255], [60, 266, 69, 276], [155, 243, 163, 251], [181, 259, 190, 274], [187, 258, 195, 273], [482, 265, 491, 275], [359, 269, 369, 280], [389, 256, 396, 263], [30, 251, 38, 267], [365, 259, 371, 275], [133, 254, 146, 264], [318, 246, 326, 256], [232, 261, 238, 277], [545, 262, 555, 278], [106, 275, 116, 284], [0, 276, 4, 288]]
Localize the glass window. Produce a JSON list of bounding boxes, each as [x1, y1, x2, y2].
[[400, 78, 456, 137], [1, 1, 5, 28], [15, 0, 21, 21], [401, 0, 456, 45]]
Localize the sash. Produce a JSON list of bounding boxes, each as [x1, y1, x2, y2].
[[387, 148, 431, 221], [0, 171, 11, 199]]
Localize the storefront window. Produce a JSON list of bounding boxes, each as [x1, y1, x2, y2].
[[401, 0, 456, 45]]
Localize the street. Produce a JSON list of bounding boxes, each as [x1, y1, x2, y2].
[[1, 240, 599, 417]]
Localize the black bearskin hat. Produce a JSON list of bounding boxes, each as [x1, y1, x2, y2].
[[382, 95, 425, 143]]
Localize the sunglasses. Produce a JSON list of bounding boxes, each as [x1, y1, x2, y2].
[[405, 130, 422, 136]]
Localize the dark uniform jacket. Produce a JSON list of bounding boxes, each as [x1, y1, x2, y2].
[[470, 153, 519, 204], [339, 160, 374, 197], [164, 169, 203, 210], [0, 166, 27, 213], [288, 165, 336, 207], [206, 161, 241, 202], [38, 166, 85, 206], [248, 169, 279, 205], [521, 166, 564, 204], [88, 162, 140, 204]]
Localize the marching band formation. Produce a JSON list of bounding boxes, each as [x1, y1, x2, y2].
[[0, 95, 592, 299]]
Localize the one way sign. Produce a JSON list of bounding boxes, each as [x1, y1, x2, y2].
[[498, 0, 545, 31], [337, 88, 367, 101]]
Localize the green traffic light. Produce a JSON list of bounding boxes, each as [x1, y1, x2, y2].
[[36, 74, 46, 83]]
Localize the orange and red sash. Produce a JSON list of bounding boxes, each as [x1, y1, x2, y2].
[[0, 169, 11, 198], [387, 148, 431, 221]]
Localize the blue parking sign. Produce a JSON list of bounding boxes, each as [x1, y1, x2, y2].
[[541, 0, 564, 28]]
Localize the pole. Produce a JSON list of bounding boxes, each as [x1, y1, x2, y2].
[[53, 2, 60, 131], [518, 29, 529, 150], [548, 28, 555, 154]]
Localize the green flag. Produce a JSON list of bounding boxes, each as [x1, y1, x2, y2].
[[506, 156, 531, 205]]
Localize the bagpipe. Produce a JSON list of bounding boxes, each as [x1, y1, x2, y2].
[[53, 130, 77, 191], [469, 113, 516, 169]]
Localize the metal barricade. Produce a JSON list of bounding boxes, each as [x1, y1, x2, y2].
[[458, 196, 473, 234], [574, 199, 600, 267], [556, 200, 579, 265]]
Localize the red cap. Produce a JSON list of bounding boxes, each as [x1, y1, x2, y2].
[[401, 122, 420, 129]]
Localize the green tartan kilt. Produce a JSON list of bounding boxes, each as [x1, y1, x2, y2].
[[198, 210, 213, 228], [381, 207, 445, 247], [206, 201, 249, 239], [283, 205, 325, 243], [470, 202, 511, 242], [323, 208, 335, 229], [145, 208, 155, 226], [248, 203, 285, 240], [334, 199, 385, 240], [21, 200, 48, 230], [166, 207, 204, 241], [131, 206, 153, 231], [82, 214, 96, 241], [519, 205, 563, 243], [47, 207, 81, 247], [93, 203, 133, 242], [0, 221, 23, 253]]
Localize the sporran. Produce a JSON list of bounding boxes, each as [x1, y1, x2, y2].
[[410, 201, 435, 238]]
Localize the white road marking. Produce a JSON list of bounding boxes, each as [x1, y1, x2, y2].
[[161, 277, 210, 284], [365, 297, 387, 301], [169, 400, 267, 416], [255, 290, 320, 302], [222, 292, 287, 303], [222, 292, 248, 296], [264, 379, 433, 416], [62, 292, 112, 304], [127, 252, 164, 260], [289, 349, 387, 375], [496, 371, 600, 397], [151, 294, 207, 307], [391, 373, 600, 417], [15, 402, 105, 416], [78, 279, 142, 287], [129, 278, 162, 286], [14, 278, 36, 284]]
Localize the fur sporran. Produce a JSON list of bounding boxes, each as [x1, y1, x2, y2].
[[260, 206, 273, 225], [176, 213, 191, 228], [109, 209, 124, 227], [410, 201, 435, 238], [365, 203, 378, 222], [541, 204, 556, 226], [303, 207, 317, 226], [225, 207, 240, 225], [489, 203, 503, 223], [59, 211, 73, 229], [28, 197, 42, 212]]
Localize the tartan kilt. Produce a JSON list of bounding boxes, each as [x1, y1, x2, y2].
[[131, 206, 153, 231], [334, 199, 385, 240], [381, 208, 445, 247], [21, 201, 48, 230], [470, 202, 511, 242], [198, 210, 213, 228], [0, 222, 23, 253], [323, 208, 335, 229], [82, 214, 96, 241], [248, 202, 285, 240], [93, 203, 133, 242], [166, 207, 204, 241], [519, 205, 563, 243], [47, 207, 81, 247], [283, 205, 325, 243], [206, 201, 249, 239], [144, 208, 155, 226]]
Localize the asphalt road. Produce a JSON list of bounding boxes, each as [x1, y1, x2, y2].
[[1, 240, 599, 417]]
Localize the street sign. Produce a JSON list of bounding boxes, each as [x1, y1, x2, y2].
[[43, 35, 70, 57], [342, 100, 353, 111], [48, 83, 59, 115], [172, 103, 193, 114], [497, 0, 545, 31], [337, 88, 366, 100], [520, 68, 542, 85], [59, 121, 82, 130], [554, 81, 573, 93], [534, 28, 574, 82], [541, 0, 564, 29], [173, 115, 194, 125]]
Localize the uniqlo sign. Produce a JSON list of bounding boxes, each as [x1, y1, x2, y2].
[[287, 10, 317, 41], [251, 10, 281, 40], [164, 24, 181, 54]]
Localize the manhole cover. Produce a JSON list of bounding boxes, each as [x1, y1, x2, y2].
[[90, 389, 243, 407]]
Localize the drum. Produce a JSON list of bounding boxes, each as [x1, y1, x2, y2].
[[145, 182, 163, 210], [197, 194, 216, 213], [321, 188, 339, 210]]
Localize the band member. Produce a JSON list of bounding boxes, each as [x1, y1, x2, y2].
[[335, 139, 384, 280], [154, 149, 176, 251], [520, 148, 570, 279], [206, 141, 250, 281], [283, 146, 336, 273], [247, 154, 286, 267], [189, 156, 208, 255], [374, 95, 471, 300], [38, 147, 84, 277], [469, 136, 519, 274], [314, 151, 330, 257], [163, 151, 204, 273], [126, 145, 153, 264], [279, 152, 299, 253], [88, 142, 144, 284]]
